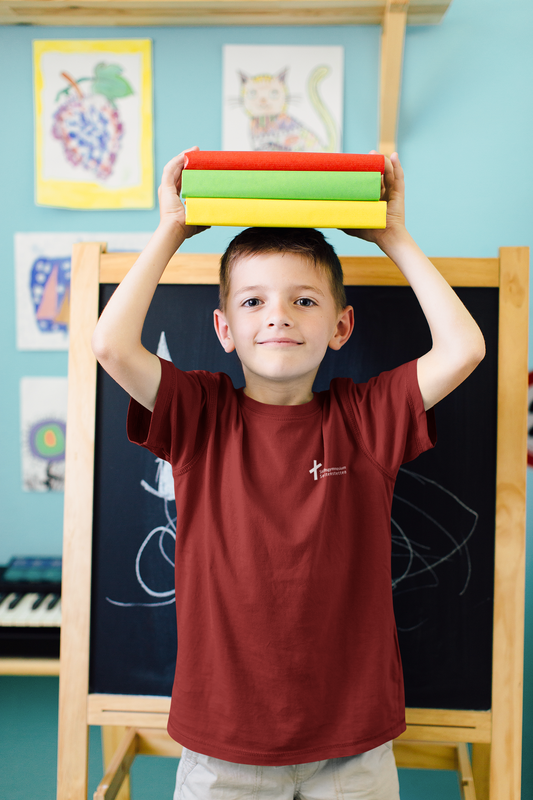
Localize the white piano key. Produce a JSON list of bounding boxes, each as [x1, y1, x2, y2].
[[29, 593, 59, 627], [0, 593, 41, 626], [44, 597, 62, 627], [0, 591, 62, 627], [0, 593, 18, 624]]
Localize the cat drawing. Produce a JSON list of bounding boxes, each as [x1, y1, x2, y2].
[[238, 66, 338, 152]]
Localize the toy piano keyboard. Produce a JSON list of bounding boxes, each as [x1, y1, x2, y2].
[[0, 556, 61, 658]]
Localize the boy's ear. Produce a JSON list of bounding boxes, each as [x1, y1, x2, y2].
[[328, 305, 354, 351], [213, 309, 236, 353]]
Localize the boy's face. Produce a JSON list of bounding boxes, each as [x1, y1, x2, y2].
[[213, 252, 353, 401]]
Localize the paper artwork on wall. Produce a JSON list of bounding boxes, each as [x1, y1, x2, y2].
[[21, 377, 68, 492], [33, 39, 153, 209], [222, 44, 344, 153], [15, 232, 152, 350]]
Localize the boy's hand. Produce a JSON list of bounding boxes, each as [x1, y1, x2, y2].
[[342, 151, 406, 250], [158, 148, 209, 241]]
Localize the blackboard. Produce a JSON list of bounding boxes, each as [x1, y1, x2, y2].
[[90, 282, 498, 712]]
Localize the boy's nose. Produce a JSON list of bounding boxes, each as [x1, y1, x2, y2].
[[267, 309, 293, 327], [266, 299, 293, 328]]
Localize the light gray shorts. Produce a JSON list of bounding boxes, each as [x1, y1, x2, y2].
[[173, 741, 400, 799]]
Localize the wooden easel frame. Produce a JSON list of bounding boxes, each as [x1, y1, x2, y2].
[[58, 245, 528, 800]]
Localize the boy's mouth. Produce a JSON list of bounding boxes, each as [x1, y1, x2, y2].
[[258, 338, 302, 345]]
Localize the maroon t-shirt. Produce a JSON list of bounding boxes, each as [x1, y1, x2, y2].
[[127, 357, 436, 766]]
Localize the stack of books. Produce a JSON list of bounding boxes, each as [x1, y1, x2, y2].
[[182, 151, 387, 229]]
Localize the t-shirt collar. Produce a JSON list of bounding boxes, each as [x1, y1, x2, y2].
[[237, 387, 322, 418]]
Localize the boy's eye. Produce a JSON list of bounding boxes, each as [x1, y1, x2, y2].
[[242, 298, 262, 307], [295, 297, 316, 307]]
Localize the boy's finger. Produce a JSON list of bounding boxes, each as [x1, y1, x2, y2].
[[162, 153, 186, 171], [160, 147, 199, 188], [160, 156, 185, 189], [383, 155, 394, 181], [379, 157, 394, 198], [390, 152, 405, 184]]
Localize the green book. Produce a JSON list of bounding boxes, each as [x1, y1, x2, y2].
[[181, 170, 382, 201]]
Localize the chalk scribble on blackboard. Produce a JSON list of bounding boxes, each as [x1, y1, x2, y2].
[[392, 468, 479, 632], [106, 330, 177, 608]]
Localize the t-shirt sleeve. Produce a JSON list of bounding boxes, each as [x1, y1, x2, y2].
[[126, 356, 214, 469], [343, 359, 437, 477]]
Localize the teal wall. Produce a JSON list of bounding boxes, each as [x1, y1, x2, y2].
[[1, 0, 532, 797]]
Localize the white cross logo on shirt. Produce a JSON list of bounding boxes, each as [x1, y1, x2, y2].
[[309, 460, 322, 480]]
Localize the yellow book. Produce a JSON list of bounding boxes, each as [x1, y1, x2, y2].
[[185, 198, 387, 229]]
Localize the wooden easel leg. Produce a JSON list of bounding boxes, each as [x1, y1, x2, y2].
[[101, 727, 132, 800], [471, 743, 490, 800], [490, 246, 529, 800], [456, 743, 476, 800], [57, 241, 103, 800]]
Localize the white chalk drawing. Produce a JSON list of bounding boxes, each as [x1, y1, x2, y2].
[[222, 45, 343, 152], [106, 336, 479, 619], [105, 476, 177, 608], [106, 332, 177, 608]]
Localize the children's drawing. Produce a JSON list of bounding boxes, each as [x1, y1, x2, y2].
[[239, 66, 337, 152], [30, 256, 71, 338], [34, 39, 153, 209], [21, 377, 68, 492], [15, 232, 152, 350], [53, 63, 133, 181], [223, 45, 343, 152]]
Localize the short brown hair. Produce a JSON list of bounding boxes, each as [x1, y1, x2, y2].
[[219, 228, 347, 312]]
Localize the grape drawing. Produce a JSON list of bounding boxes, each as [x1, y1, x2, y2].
[[52, 63, 133, 180]]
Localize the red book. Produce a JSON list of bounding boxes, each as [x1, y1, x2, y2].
[[184, 151, 385, 174]]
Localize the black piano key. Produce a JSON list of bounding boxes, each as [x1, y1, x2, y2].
[[47, 594, 60, 610], [8, 593, 23, 609], [32, 594, 45, 610]]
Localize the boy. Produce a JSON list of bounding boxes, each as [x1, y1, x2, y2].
[[92, 148, 485, 799]]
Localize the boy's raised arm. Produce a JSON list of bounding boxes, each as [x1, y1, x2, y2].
[[91, 150, 207, 412], [344, 153, 486, 411]]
